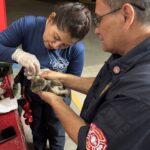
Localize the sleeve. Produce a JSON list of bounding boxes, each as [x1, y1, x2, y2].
[[77, 125, 90, 150], [0, 16, 27, 62], [66, 41, 84, 76], [77, 122, 108, 150]]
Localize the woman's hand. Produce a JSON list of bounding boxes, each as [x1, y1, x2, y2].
[[12, 48, 40, 76]]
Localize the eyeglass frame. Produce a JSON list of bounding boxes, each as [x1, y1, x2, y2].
[[93, 3, 145, 27], [93, 8, 121, 27]]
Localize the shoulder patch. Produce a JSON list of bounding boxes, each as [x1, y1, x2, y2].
[[86, 123, 107, 150]]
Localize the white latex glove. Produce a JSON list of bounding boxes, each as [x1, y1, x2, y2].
[[24, 68, 50, 80], [12, 48, 40, 76]]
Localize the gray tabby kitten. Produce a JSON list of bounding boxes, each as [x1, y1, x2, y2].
[[31, 76, 70, 96]]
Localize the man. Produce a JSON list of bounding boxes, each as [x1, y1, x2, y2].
[[36, 0, 150, 149]]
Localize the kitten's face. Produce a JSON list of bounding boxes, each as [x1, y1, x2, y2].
[[31, 77, 47, 93]]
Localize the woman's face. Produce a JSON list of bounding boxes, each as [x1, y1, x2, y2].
[[43, 17, 77, 50]]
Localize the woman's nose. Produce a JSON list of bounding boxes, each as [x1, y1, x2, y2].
[[94, 26, 99, 35], [52, 41, 62, 49]]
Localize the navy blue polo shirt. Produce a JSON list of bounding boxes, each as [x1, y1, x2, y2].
[[77, 37, 150, 150]]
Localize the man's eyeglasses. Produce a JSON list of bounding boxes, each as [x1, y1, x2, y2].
[[130, 3, 145, 11], [93, 3, 145, 27], [93, 8, 121, 27]]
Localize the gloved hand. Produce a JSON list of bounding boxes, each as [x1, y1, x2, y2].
[[12, 48, 40, 76], [24, 68, 50, 80]]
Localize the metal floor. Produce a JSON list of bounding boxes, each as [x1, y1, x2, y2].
[[6, 0, 110, 149]]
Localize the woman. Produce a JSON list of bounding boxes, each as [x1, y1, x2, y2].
[[0, 2, 91, 150]]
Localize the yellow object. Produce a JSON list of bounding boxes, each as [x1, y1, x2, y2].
[[71, 92, 83, 110]]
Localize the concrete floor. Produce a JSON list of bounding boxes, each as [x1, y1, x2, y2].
[[5, 0, 110, 149]]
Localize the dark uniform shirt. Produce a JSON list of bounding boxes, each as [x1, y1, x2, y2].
[[77, 37, 150, 150]]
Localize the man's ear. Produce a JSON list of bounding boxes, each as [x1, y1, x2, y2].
[[121, 3, 135, 29], [47, 12, 56, 23]]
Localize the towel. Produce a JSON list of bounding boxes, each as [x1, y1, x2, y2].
[[0, 97, 18, 114]]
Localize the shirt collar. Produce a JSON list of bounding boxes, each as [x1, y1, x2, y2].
[[107, 37, 150, 74]]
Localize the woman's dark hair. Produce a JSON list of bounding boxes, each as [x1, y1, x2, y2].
[[52, 2, 92, 40]]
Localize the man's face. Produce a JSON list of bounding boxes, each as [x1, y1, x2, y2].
[[94, 0, 125, 54], [43, 19, 77, 50]]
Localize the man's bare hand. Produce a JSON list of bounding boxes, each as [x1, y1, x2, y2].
[[36, 91, 63, 104], [39, 70, 65, 81]]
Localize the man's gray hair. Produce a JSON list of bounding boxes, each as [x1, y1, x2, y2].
[[104, 0, 150, 24]]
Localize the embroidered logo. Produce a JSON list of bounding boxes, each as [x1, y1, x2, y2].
[[86, 123, 107, 150], [49, 57, 69, 72]]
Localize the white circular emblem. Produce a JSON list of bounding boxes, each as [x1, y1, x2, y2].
[[113, 65, 120, 74]]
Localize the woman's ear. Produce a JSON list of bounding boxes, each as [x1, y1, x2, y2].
[[48, 12, 56, 23]]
